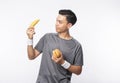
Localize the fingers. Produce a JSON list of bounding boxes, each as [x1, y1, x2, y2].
[[52, 55, 58, 62], [26, 27, 35, 39], [28, 28, 35, 34], [27, 27, 34, 32], [52, 54, 64, 64]]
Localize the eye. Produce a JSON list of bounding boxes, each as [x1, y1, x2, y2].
[[58, 20, 62, 24], [56, 19, 63, 24]]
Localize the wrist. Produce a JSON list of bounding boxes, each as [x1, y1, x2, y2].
[[27, 38, 33, 45], [61, 60, 71, 69], [28, 36, 33, 39], [61, 59, 65, 65]]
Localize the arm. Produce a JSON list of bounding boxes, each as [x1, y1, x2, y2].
[[26, 27, 40, 60], [52, 54, 82, 75], [68, 65, 82, 75], [27, 45, 40, 60]]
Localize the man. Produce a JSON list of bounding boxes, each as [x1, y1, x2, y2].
[[26, 9, 83, 83]]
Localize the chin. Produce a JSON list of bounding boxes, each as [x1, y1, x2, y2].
[[56, 30, 60, 33], [56, 29, 60, 33]]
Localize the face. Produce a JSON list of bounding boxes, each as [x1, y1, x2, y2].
[[55, 14, 71, 33]]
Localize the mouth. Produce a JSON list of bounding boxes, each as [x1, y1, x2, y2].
[[56, 26, 59, 29]]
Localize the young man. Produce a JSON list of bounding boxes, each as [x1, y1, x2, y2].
[[26, 9, 83, 83]]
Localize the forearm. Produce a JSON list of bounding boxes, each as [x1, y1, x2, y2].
[[52, 55, 83, 75], [27, 45, 35, 60], [26, 27, 40, 59], [61, 60, 82, 75], [68, 65, 82, 75]]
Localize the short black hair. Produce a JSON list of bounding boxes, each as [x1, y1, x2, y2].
[[59, 9, 77, 25]]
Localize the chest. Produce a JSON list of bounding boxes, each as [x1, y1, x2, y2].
[[45, 37, 76, 64]]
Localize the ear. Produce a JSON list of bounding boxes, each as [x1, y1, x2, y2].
[[67, 23, 72, 29]]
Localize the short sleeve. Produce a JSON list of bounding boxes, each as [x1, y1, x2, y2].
[[73, 44, 83, 66], [34, 34, 46, 53]]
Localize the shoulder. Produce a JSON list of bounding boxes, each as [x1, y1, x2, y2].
[[44, 33, 56, 37], [42, 33, 57, 39], [72, 38, 82, 48], [73, 38, 81, 46], [45, 33, 56, 36]]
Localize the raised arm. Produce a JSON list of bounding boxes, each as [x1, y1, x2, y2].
[[26, 27, 40, 60]]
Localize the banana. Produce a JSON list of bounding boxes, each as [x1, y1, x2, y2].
[[52, 50, 55, 56], [52, 49, 62, 58], [29, 19, 40, 27]]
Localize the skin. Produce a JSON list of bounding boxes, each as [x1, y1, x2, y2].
[[26, 14, 82, 75]]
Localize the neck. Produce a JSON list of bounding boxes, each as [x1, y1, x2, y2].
[[58, 31, 72, 40]]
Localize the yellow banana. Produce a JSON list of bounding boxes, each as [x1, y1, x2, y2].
[[52, 50, 55, 56], [52, 49, 62, 58], [29, 19, 40, 27]]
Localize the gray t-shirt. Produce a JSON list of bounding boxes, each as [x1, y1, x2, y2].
[[35, 33, 83, 83]]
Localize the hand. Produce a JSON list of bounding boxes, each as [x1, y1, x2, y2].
[[52, 53, 65, 65], [26, 27, 35, 39]]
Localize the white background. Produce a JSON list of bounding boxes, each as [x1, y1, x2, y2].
[[0, 0, 120, 83]]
